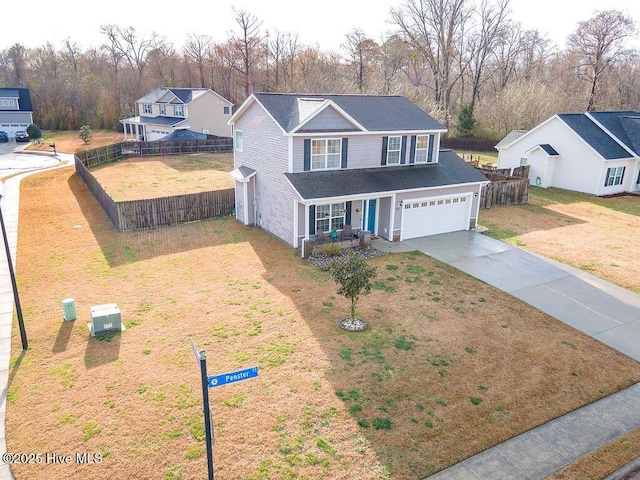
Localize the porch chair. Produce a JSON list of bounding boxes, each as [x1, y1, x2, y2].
[[341, 224, 355, 245]]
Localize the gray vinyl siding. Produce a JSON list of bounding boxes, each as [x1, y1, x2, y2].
[[291, 133, 441, 172], [234, 102, 297, 245], [377, 197, 392, 240], [298, 107, 357, 132]]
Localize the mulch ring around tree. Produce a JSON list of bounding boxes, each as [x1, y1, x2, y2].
[[338, 317, 369, 332]]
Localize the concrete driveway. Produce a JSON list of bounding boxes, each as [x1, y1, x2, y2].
[[374, 231, 640, 361]]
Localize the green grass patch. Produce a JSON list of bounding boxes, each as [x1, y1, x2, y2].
[[372, 417, 392, 430], [395, 336, 415, 350]]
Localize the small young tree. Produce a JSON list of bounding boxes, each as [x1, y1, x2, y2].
[[79, 125, 93, 144], [329, 251, 377, 321], [455, 104, 476, 138]]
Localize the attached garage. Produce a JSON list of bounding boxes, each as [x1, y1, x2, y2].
[[401, 194, 472, 240]]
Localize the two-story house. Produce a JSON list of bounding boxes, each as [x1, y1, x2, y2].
[[0, 88, 33, 136], [120, 87, 233, 141], [228, 93, 489, 251]]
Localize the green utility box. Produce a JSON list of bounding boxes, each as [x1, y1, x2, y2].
[[88, 303, 124, 337], [62, 298, 77, 321]]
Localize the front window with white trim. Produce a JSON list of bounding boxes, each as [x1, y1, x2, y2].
[[143, 103, 152, 114], [159, 104, 166, 115], [387, 136, 401, 164], [316, 203, 345, 233], [605, 166, 625, 186], [415, 135, 430, 162], [311, 139, 341, 170], [174, 104, 184, 117]]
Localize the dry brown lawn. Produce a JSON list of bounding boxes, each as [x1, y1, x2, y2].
[[89, 154, 235, 201], [26, 130, 122, 154], [479, 187, 640, 294], [5, 167, 640, 480]]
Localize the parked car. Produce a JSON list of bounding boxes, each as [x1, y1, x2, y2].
[[0, 131, 8, 143], [14, 131, 29, 142]]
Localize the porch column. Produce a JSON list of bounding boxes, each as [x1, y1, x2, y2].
[[389, 194, 396, 242]]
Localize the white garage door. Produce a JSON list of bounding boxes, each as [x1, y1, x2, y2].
[[401, 194, 471, 240]]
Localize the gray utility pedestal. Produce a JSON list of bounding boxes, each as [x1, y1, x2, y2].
[[358, 230, 372, 248], [88, 303, 125, 337], [62, 298, 77, 321]]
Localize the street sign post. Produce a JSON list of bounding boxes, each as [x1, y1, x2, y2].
[[190, 339, 259, 480], [207, 367, 259, 388]]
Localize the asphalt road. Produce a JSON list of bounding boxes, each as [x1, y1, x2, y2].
[[0, 140, 70, 178]]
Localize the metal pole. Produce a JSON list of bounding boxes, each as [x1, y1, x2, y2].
[[199, 349, 214, 480], [0, 196, 27, 350]]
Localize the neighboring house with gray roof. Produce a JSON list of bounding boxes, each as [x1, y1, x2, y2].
[[120, 88, 233, 141], [496, 111, 640, 195], [0, 88, 33, 137], [228, 93, 489, 251]]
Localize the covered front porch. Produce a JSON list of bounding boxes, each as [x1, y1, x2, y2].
[[120, 117, 147, 141], [294, 195, 396, 254]]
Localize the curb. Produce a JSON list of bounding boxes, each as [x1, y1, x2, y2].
[[605, 458, 640, 480]]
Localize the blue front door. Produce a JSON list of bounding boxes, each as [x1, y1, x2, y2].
[[367, 199, 376, 233]]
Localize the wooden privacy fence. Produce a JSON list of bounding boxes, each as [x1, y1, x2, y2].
[[441, 137, 497, 152], [121, 138, 233, 156], [115, 189, 235, 231], [76, 143, 125, 167], [480, 174, 529, 208], [74, 155, 235, 232]]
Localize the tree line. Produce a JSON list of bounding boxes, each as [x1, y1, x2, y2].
[[0, 0, 637, 140]]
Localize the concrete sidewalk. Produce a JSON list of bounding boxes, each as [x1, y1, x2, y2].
[[0, 155, 73, 480], [373, 231, 640, 479]]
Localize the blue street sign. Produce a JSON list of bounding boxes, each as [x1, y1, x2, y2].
[[208, 366, 259, 388]]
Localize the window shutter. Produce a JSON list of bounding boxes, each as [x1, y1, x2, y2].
[[309, 205, 316, 235], [304, 139, 311, 171], [345, 201, 352, 225], [341, 138, 348, 169], [381, 136, 388, 165], [408, 135, 416, 164], [427, 134, 434, 162], [400, 136, 408, 164]]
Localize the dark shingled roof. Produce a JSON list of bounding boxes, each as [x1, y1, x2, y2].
[[284, 150, 488, 201], [588, 111, 640, 157], [159, 129, 207, 140], [139, 116, 184, 126], [254, 93, 446, 133], [558, 114, 631, 160], [539, 144, 559, 156], [168, 88, 197, 103], [0, 88, 33, 112]]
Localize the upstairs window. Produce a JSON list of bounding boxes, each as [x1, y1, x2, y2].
[[142, 103, 152, 114], [235, 130, 243, 152], [159, 104, 166, 115], [387, 136, 402, 165], [414, 135, 430, 163], [174, 104, 184, 117], [605, 166, 625, 186], [311, 139, 341, 170], [223, 106, 231, 115]]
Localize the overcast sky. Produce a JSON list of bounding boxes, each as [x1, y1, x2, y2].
[[1, 0, 638, 53]]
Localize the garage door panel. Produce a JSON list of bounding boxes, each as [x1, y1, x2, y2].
[[402, 195, 471, 240]]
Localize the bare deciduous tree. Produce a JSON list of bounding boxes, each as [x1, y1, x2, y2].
[[391, 0, 472, 123], [343, 28, 381, 92], [567, 9, 636, 111], [183, 34, 212, 88], [231, 8, 263, 97]]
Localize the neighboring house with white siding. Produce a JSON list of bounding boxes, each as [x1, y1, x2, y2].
[[496, 111, 640, 196], [120, 88, 233, 141], [0, 88, 33, 137], [228, 93, 489, 250]]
